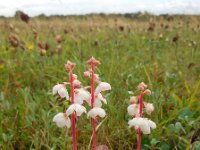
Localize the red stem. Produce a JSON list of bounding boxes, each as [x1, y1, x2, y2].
[[70, 70, 77, 150], [137, 93, 143, 150], [91, 64, 96, 150]]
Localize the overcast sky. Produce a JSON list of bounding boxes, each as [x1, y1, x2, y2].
[[0, 0, 200, 17]]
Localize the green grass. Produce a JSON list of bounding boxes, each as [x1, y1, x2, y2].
[[0, 15, 200, 149]]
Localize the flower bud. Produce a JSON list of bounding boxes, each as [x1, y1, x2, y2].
[[144, 103, 154, 115], [65, 61, 75, 71], [144, 89, 151, 95], [130, 96, 138, 104], [137, 82, 148, 91], [83, 71, 90, 78]]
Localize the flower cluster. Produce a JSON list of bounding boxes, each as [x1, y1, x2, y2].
[[85, 57, 111, 149], [127, 82, 156, 134], [51, 58, 111, 150], [52, 61, 87, 129], [84, 57, 111, 120]]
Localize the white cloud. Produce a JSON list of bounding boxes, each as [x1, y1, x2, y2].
[[0, 0, 200, 16]]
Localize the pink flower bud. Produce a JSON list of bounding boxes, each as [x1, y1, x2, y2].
[[72, 74, 78, 80], [144, 103, 154, 115], [94, 74, 100, 82], [130, 96, 138, 104], [73, 79, 81, 88], [87, 57, 101, 66], [84, 71, 91, 78], [65, 61, 75, 71], [144, 89, 151, 95], [137, 82, 148, 91]]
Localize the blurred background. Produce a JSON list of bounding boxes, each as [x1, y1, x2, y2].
[[0, 0, 200, 150]]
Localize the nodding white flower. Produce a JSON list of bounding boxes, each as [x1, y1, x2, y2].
[[74, 88, 91, 105], [87, 107, 106, 119], [95, 82, 111, 95], [144, 103, 154, 115], [128, 117, 156, 134], [137, 82, 147, 91], [127, 104, 139, 117], [52, 84, 69, 100], [87, 93, 107, 107], [144, 89, 151, 95], [130, 96, 138, 104], [66, 103, 87, 116], [53, 113, 71, 128], [83, 71, 91, 78], [73, 79, 81, 88]]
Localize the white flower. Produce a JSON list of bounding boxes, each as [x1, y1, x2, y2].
[[87, 93, 107, 107], [95, 82, 111, 95], [66, 103, 87, 116], [87, 107, 106, 119], [127, 104, 139, 116], [53, 113, 71, 128], [144, 103, 154, 115], [128, 117, 156, 134], [74, 88, 91, 105], [52, 84, 69, 100]]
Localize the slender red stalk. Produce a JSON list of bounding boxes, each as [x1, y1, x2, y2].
[[137, 93, 143, 150], [70, 70, 77, 150], [91, 64, 96, 150]]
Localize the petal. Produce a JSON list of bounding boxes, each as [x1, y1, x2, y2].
[[66, 104, 74, 116], [127, 104, 139, 116], [58, 87, 69, 99], [53, 113, 71, 128], [97, 93, 107, 104], [52, 84, 62, 95], [95, 82, 111, 95], [74, 89, 91, 104], [141, 125, 151, 134], [76, 104, 87, 116], [147, 119, 156, 129], [66, 104, 86, 116], [94, 99, 102, 107], [87, 107, 106, 119]]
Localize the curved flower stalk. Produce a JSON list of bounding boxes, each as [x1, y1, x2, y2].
[[52, 61, 87, 150], [127, 82, 156, 150], [85, 57, 111, 150]]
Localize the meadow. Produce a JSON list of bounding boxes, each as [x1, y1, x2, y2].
[[0, 14, 200, 149]]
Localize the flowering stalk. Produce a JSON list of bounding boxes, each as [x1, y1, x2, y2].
[[137, 93, 143, 150], [91, 63, 97, 150], [52, 60, 87, 150], [69, 69, 77, 150], [85, 57, 111, 150], [127, 82, 156, 150]]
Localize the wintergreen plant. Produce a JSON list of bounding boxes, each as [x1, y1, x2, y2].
[[128, 82, 156, 150]]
